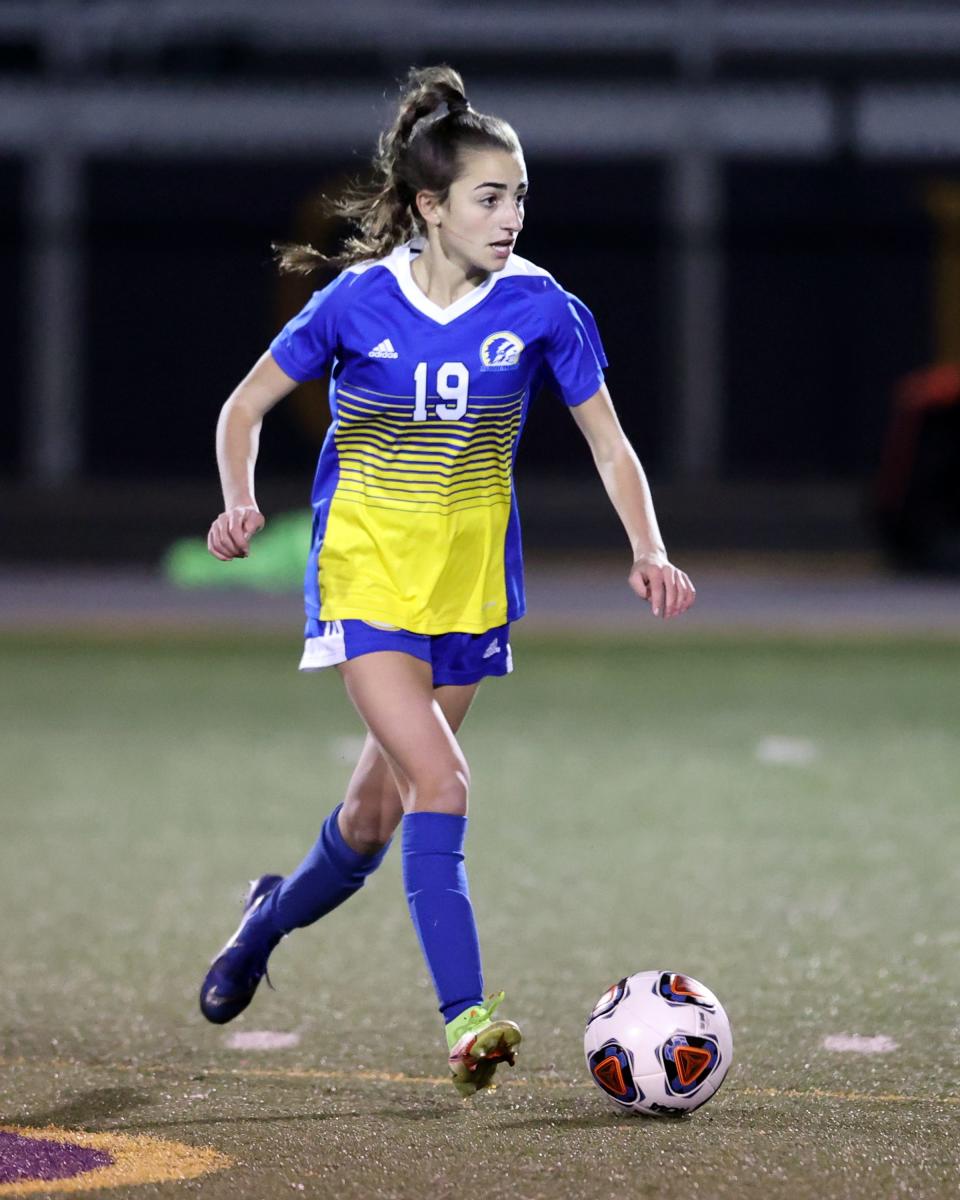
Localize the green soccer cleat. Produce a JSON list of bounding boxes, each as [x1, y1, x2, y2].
[[445, 991, 522, 1098]]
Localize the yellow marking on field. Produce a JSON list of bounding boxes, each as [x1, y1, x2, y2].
[[197, 1066, 960, 1106], [0, 1125, 230, 1196], [738, 1085, 960, 1106], [2, 1058, 959, 1108], [220, 1064, 450, 1087]]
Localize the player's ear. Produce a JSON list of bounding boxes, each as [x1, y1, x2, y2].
[[415, 190, 443, 228]]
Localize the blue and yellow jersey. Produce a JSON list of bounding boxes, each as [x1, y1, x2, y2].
[[269, 237, 607, 635]]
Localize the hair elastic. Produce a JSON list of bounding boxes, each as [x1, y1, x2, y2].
[[409, 97, 470, 139]]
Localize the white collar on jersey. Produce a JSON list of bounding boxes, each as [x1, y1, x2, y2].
[[394, 238, 497, 325], [356, 237, 547, 326], [350, 237, 547, 326]]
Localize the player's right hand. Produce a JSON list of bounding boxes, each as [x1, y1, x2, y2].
[[207, 505, 265, 560]]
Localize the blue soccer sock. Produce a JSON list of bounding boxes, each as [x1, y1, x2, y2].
[[257, 803, 390, 935], [401, 811, 484, 1025]]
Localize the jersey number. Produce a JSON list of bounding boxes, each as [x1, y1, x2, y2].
[[413, 361, 469, 422]]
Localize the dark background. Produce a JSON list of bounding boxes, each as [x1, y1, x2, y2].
[[3, 2, 960, 563], [4, 158, 938, 480]]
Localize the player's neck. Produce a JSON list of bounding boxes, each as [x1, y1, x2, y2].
[[410, 244, 489, 310]]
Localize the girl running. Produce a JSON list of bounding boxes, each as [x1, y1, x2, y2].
[[199, 64, 695, 1096]]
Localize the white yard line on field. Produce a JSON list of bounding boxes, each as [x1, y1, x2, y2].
[[822, 1034, 899, 1054], [755, 736, 820, 766], [225, 1031, 302, 1051]]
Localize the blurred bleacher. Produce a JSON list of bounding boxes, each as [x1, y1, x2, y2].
[[2, 3, 960, 566]]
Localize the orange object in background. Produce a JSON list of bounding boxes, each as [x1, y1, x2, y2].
[[874, 362, 960, 571]]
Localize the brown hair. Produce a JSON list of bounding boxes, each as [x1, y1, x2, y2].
[[274, 65, 521, 274]]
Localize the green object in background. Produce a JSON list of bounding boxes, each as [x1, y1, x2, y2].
[[162, 509, 312, 590]]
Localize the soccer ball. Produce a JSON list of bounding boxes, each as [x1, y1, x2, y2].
[[584, 970, 733, 1116]]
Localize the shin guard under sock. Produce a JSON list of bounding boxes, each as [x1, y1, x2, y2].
[[259, 802, 390, 935], [401, 811, 484, 1024]]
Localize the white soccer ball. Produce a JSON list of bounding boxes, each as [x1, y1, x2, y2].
[[584, 970, 733, 1116]]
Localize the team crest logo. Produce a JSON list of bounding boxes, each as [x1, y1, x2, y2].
[[480, 330, 524, 370]]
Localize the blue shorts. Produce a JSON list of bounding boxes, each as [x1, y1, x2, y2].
[[299, 618, 513, 688]]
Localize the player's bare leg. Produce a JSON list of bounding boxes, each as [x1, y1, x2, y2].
[[337, 679, 480, 854], [337, 652, 472, 816], [338, 651, 521, 1095]]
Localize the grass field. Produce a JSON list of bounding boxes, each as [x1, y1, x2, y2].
[[2, 631, 959, 1199]]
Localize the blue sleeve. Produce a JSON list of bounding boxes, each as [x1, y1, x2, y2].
[[269, 272, 349, 382], [542, 289, 608, 408]]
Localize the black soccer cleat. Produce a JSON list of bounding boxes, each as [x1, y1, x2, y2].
[[199, 874, 284, 1025]]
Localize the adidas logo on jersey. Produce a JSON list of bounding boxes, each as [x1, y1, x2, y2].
[[368, 338, 398, 359]]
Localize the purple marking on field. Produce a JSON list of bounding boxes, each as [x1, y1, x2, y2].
[[0, 1131, 114, 1183]]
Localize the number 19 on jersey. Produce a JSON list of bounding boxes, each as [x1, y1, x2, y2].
[[413, 361, 470, 422]]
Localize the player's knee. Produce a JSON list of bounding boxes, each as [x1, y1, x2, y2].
[[339, 792, 396, 855], [408, 756, 470, 815]]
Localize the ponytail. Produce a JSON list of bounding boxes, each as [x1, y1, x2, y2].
[[275, 64, 519, 274]]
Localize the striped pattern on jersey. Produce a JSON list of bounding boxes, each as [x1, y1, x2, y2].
[[333, 383, 525, 514]]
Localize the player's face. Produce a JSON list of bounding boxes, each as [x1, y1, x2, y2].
[[437, 148, 528, 273]]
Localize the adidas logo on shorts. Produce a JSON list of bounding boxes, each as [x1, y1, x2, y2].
[[368, 338, 398, 359]]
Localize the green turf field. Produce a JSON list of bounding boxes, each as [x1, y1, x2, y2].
[[1, 632, 958, 1198]]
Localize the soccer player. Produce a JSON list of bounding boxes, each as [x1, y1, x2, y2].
[[200, 65, 695, 1096]]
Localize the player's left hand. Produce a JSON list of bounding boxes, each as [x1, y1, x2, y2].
[[628, 555, 696, 620]]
